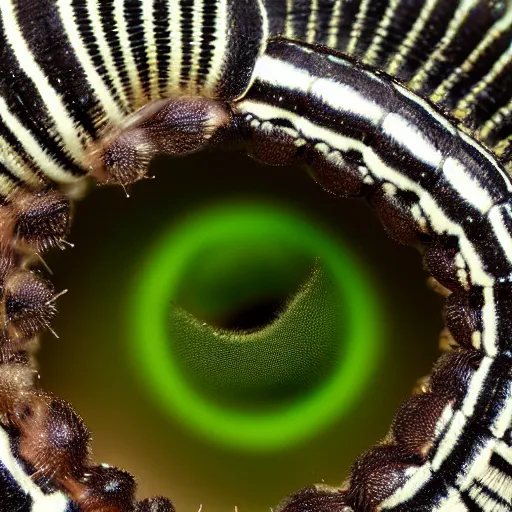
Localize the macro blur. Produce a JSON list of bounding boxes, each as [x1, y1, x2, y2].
[[39, 149, 442, 512]]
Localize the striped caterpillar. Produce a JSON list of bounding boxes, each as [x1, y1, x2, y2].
[[1, 0, 512, 510]]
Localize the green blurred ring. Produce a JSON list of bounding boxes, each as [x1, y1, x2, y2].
[[130, 201, 382, 450]]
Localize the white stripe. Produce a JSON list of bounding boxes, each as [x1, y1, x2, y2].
[[0, 426, 69, 511], [306, 0, 318, 44], [254, 56, 386, 123], [142, 0, 159, 101], [364, 0, 401, 66], [435, 488, 471, 511], [0, 136, 42, 188], [481, 287, 498, 357], [410, 0, 481, 91], [327, 0, 343, 49], [0, 173, 18, 198], [253, 54, 312, 91], [488, 204, 512, 267], [0, 98, 83, 184], [443, 157, 495, 213], [86, 0, 130, 111], [491, 381, 512, 439], [387, 0, 440, 76], [435, 402, 455, 438], [382, 113, 444, 167], [381, 463, 433, 508], [312, 78, 386, 124], [188, 0, 204, 91], [432, 410, 467, 471], [114, 0, 145, 106], [459, 438, 496, 489], [285, 0, 295, 39], [57, 0, 124, 124], [461, 356, 493, 418], [203, 0, 226, 94], [168, 0, 183, 93], [393, 82, 457, 135], [0, 0, 88, 163], [236, 101, 494, 288], [458, 129, 512, 194], [346, 0, 372, 55]]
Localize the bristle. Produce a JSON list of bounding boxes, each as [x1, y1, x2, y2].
[[3, 270, 57, 339], [11, 191, 72, 253]]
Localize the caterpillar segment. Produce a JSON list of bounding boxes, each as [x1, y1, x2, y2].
[[1, 0, 512, 511]]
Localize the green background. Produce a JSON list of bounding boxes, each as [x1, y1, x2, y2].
[[39, 150, 442, 511]]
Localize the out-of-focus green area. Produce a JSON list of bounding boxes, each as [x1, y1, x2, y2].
[[131, 202, 380, 450], [38, 150, 442, 512]]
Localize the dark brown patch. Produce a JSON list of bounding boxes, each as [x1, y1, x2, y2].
[[77, 465, 136, 512], [12, 191, 71, 253], [369, 185, 429, 246], [4, 270, 56, 339], [347, 445, 422, 511], [392, 393, 453, 458], [278, 486, 352, 512], [89, 97, 233, 186], [443, 291, 483, 348], [304, 146, 369, 198], [135, 496, 176, 512]]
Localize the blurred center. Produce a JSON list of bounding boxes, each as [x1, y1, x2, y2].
[[169, 240, 344, 412]]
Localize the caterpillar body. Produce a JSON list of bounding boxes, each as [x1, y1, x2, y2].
[[0, 0, 512, 510]]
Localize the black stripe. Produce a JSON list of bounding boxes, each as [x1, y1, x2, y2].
[[0, 124, 50, 188], [0, 15, 87, 177], [0, 459, 32, 511], [459, 488, 483, 510], [333, 0, 364, 53], [153, 0, 171, 95], [367, 0, 429, 70], [125, 0, 151, 97], [197, 0, 218, 87], [313, 0, 338, 46], [97, 0, 132, 107], [217, 0, 266, 99], [286, 0, 313, 41], [262, 0, 287, 36], [468, 57, 512, 130], [15, 0, 102, 137], [179, 0, 194, 88], [437, 25, 512, 114], [392, 0, 458, 83], [71, 0, 125, 118], [473, 480, 511, 507], [350, 0, 390, 57], [384, 473, 448, 511], [490, 452, 512, 477], [413, 1, 503, 96]]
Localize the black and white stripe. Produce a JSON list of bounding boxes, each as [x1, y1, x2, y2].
[[0, 426, 74, 511], [234, 38, 512, 509], [1, 1, 512, 511]]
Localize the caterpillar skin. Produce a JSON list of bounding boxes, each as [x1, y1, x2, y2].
[[1, 0, 512, 510]]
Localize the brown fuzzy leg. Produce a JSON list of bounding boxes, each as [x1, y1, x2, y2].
[[88, 97, 234, 186]]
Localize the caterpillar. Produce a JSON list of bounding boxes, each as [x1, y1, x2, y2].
[[1, 0, 512, 510]]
